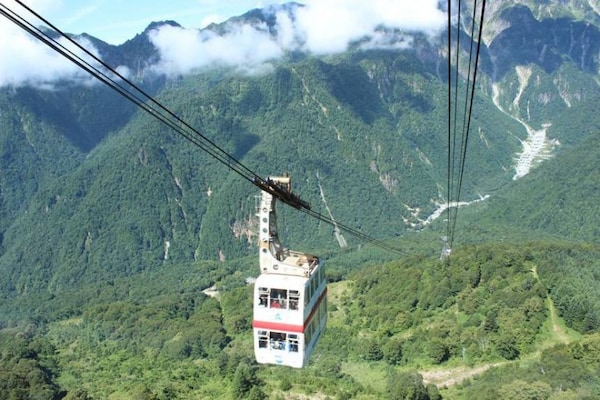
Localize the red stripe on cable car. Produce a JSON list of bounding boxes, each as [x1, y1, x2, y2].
[[253, 287, 327, 333], [252, 320, 304, 333], [303, 288, 327, 329]]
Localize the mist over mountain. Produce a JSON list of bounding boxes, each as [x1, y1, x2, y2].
[[0, 1, 600, 398]]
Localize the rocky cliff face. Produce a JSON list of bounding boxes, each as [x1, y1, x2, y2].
[[485, 5, 600, 80], [481, 0, 600, 43]]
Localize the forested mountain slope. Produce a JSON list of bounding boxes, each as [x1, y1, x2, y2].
[[0, 46, 524, 298]]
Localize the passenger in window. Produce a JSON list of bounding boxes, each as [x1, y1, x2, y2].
[[259, 295, 267, 307], [270, 332, 286, 350]]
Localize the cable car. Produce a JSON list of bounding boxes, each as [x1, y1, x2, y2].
[[252, 176, 327, 368]]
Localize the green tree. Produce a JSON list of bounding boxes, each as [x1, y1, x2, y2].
[[386, 370, 429, 400], [363, 338, 384, 361], [426, 384, 441, 400], [495, 334, 520, 360], [130, 383, 158, 400], [383, 338, 404, 365], [427, 339, 449, 364], [232, 362, 261, 399]]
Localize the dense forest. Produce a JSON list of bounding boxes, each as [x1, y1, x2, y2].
[[2, 241, 600, 399]]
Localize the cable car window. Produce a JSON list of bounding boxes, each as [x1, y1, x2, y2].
[[270, 288, 287, 309], [269, 331, 286, 350], [309, 319, 316, 338], [258, 287, 269, 307], [289, 334, 299, 352], [289, 290, 300, 310], [258, 330, 269, 348], [305, 282, 310, 307]]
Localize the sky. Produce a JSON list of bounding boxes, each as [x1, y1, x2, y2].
[[28, 0, 283, 45], [0, 0, 447, 87]]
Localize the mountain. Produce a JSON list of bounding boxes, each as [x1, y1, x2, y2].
[[0, 1, 600, 398], [0, 0, 598, 307]]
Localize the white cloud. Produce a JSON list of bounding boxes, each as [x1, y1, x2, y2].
[[148, 0, 446, 76], [294, 0, 446, 52], [0, 0, 102, 87], [148, 22, 283, 75], [294, 1, 371, 54], [0, 0, 447, 85]]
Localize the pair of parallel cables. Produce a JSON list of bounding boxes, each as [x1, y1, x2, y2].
[[445, 0, 487, 255]]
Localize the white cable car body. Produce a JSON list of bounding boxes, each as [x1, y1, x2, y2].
[[252, 176, 327, 368]]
